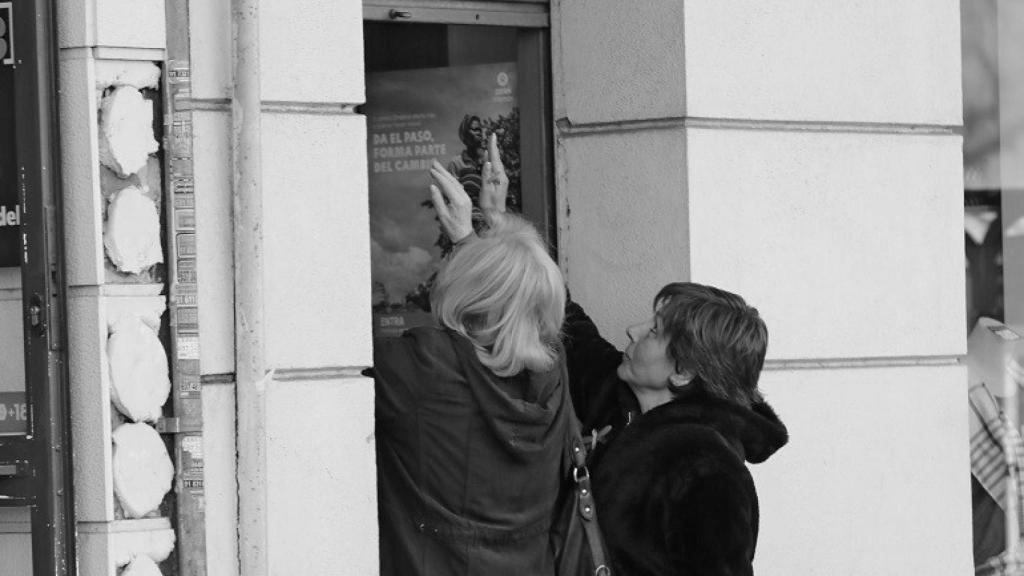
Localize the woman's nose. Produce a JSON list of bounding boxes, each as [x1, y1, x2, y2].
[[626, 322, 644, 342]]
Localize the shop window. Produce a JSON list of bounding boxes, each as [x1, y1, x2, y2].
[[962, 0, 1024, 568], [362, 4, 553, 337]]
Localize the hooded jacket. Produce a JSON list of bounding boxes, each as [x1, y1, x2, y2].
[[563, 300, 788, 576], [593, 390, 787, 576], [373, 327, 572, 576]]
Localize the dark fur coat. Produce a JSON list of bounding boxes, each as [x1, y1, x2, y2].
[[592, 390, 788, 576], [562, 300, 788, 576]]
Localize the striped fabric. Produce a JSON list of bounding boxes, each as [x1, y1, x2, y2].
[[971, 381, 1024, 575], [970, 383, 1024, 509]]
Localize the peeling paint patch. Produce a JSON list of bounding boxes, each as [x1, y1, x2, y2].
[[104, 185, 163, 274], [108, 520, 176, 568], [95, 61, 162, 97], [118, 554, 162, 576], [112, 423, 175, 519], [108, 315, 171, 423], [99, 86, 159, 177]]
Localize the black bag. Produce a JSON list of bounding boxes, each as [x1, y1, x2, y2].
[[552, 371, 611, 576]]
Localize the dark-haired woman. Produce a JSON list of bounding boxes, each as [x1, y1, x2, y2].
[[446, 114, 486, 196], [563, 284, 789, 576]]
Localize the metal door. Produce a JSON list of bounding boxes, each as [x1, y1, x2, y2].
[[0, 1, 75, 574]]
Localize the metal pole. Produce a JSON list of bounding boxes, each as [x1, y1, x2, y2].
[[231, 0, 266, 573], [23, 0, 75, 573], [163, 1, 208, 574]]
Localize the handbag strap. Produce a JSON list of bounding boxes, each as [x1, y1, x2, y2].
[[570, 436, 610, 576], [561, 358, 612, 576]]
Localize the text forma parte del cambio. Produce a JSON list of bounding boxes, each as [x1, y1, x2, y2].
[[371, 129, 448, 174]]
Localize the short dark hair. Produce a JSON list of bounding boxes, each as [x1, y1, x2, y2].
[[654, 282, 767, 407], [458, 115, 482, 148]]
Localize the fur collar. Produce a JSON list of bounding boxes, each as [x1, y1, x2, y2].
[[634, 388, 788, 464]]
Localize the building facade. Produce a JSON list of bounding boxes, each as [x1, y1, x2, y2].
[[0, 0, 971, 574]]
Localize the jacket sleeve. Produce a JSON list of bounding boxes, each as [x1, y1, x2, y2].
[[563, 299, 624, 427], [663, 466, 758, 576], [371, 336, 418, 430]]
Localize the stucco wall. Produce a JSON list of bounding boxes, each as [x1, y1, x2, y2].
[[553, 0, 971, 573], [755, 366, 970, 575], [189, 0, 377, 574]]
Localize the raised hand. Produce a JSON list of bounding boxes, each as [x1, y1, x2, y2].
[[429, 160, 475, 244], [480, 132, 509, 225]]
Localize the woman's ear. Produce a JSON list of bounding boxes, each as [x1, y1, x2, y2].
[[669, 371, 694, 388]]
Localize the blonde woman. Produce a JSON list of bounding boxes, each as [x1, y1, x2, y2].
[[373, 140, 571, 576]]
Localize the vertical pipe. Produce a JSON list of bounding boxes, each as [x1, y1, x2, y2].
[[231, 0, 265, 574], [1006, 379, 1021, 566], [999, 1, 1024, 565]]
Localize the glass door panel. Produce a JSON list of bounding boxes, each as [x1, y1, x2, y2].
[[363, 19, 552, 337]]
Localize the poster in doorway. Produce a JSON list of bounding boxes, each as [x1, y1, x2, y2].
[[365, 62, 519, 337]]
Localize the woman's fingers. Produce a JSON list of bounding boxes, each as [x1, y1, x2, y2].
[[429, 166, 474, 243], [487, 133, 504, 174], [430, 160, 460, 187], [429, 184, 450, 219], [430, 161, 471, 207], [480, 161, 495, 212], [480, 134, 508, 218]]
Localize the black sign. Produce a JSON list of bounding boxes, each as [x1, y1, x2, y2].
[[0, 3, 16, 267]]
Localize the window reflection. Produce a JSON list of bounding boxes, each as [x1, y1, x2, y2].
[[963, 0, 1024, 568]]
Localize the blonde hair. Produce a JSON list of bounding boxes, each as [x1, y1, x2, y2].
[[431, 214, 566, 377]]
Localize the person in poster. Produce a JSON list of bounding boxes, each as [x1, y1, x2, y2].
[[446, 113, 490, 201], [365, 62, 519, 336]]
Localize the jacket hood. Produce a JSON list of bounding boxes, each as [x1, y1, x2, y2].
[[425, 328, 569, 461], [645, 387, 789, 464]]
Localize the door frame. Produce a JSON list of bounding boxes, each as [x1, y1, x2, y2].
[[0, 0, 75, 573]]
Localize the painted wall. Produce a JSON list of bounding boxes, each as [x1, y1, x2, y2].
[[553, 0, 971, 573], [189, 0, 376, 574]]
